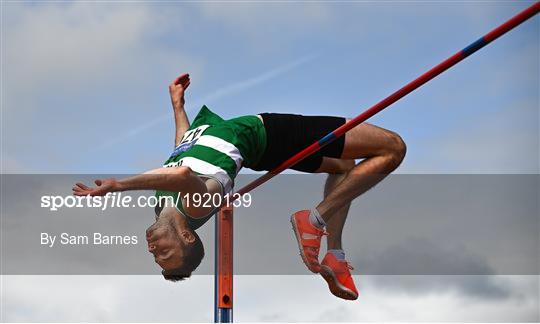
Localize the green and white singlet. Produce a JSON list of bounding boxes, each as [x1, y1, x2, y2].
[[155, 106, 266, 227], [162, 105, 266, 191]]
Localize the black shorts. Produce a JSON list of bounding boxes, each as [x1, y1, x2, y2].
[[251, 113, 346, 173]]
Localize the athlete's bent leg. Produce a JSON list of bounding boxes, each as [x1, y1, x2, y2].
[[307, 123, 404, 300], [315, 158, 355, 250], [317, 122, 406, 221], [299, 158, 360, 300], [289, 121, 404, 283]]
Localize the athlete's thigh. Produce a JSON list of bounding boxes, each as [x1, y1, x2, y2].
[[341, 121, 398, 159]]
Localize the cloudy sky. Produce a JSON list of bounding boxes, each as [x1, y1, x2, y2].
[[1, 1, 539, 322]]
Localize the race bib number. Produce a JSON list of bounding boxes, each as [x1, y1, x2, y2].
[[170, 125, 209, 158]]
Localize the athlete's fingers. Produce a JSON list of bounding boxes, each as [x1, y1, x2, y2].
[[73, 185, 89, 194], [183, 80, 191, 90], [73, 185, 88, 192], [72, 188, 90, 196], [76, 182, 91, 190], [177, 73, 189, 85], [180, 76, 190, 87], [172, 73, 188, 84]]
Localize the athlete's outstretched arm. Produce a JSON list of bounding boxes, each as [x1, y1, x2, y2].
[[72, 166, 206, 197], [170, 73, 191, 147]]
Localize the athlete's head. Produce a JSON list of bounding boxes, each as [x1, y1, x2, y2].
[[146, 206, 204, 281]]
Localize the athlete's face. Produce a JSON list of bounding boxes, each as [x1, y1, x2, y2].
[[146, 210, 194, 270]]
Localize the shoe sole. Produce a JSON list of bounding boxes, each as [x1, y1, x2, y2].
[[290, 214, 319, 273], [320, 265, 358, 300]]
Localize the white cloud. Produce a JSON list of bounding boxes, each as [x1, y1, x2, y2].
[[1, 275, 538, 322], [197, 2, 333, 46], [2, 2, 204, 173], [3, 2, 201, 112]]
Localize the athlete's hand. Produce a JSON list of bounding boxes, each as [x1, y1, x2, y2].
[[72, 178, 120, 196], [169, 73, 190, 109]]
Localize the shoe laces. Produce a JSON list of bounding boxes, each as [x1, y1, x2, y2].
[[309, 229, 328, 241], [304, 232, 327, 259]]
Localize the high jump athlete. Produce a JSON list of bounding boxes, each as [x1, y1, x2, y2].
[[73, 73, 406, 300]]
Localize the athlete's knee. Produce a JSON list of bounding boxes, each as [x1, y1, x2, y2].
[[386, 131, 406, 166]]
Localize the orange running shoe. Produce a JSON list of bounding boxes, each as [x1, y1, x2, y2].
[[320, 252, 359, 300], [290, 210, 327, 273]]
